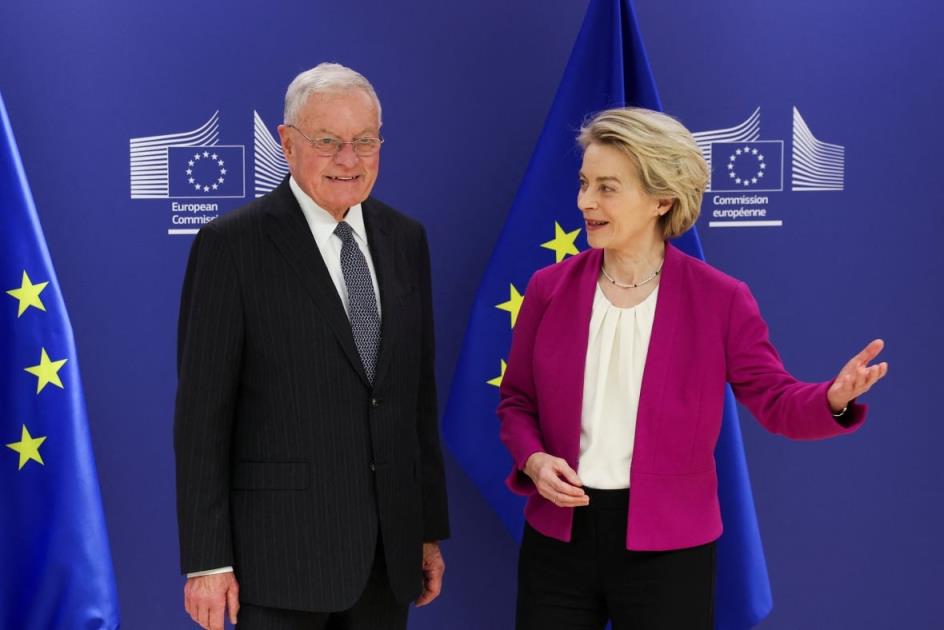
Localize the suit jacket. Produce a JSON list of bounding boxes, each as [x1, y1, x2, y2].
[[174, 178, 449, 611], [498, 242, 865, 551]]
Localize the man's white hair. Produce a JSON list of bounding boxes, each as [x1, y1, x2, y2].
[[283, 62, 382, 126]]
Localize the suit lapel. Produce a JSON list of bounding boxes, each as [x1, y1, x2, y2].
[[262, 181, 370, 387], [362, 198, 405, 388]]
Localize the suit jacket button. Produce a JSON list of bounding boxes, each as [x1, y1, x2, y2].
[[369, 462, 376, 472], [371, 398, 380, 407]]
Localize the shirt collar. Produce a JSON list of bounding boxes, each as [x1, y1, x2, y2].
[[289, 176, 368, 249]]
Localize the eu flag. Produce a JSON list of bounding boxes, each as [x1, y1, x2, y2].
[[0, 92, 120, 629], [441, 0, 773, 627]]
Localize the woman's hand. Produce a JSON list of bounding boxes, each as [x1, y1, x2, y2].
[[523, 452, 590, 507], [827, 338, 888, 413]]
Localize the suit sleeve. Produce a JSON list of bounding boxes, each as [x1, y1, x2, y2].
[[415, 226, 450, 541], [497, 270, 550, 496], [174, 226, 244, 573], [725, 281, 866, 439]]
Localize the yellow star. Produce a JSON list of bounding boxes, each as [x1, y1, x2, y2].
[[6, 424, 47, 470], [24, 348, 67, 394], [6, 271, 48, 317], [540, 222, 581, 263], [486, 359, 507, 388], [495, 284, 524, 328]]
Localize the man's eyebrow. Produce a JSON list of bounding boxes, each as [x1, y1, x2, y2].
[[313, 127, 378, 136]]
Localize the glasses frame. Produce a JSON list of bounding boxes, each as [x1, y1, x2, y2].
[[286, 124, 384, 157]]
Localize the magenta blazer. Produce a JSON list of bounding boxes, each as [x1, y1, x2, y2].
[[498, 242, 866, 551]]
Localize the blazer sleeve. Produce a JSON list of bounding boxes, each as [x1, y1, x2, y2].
[[725, 281, 866, 439], [415, 226, 450, 541], [173, 226, 244, 573], [498, 270, 551, 495]]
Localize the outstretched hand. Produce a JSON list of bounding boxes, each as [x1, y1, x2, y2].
[[827, 339, 888, 413]]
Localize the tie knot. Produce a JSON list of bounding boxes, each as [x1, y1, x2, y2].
[[334, 220, 354, 243]]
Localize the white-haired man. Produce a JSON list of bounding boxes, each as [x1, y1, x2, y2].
[[174, 62, 450, 630]]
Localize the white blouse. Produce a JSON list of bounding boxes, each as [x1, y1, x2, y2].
[[577, 283, 659, 489]]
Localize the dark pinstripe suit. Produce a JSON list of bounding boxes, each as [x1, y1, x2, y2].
[[173, 178, 450, 613]]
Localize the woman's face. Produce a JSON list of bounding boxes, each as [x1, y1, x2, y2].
[[577, 142, 669, 251]]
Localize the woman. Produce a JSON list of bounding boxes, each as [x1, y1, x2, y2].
[[497, 107, 886, 629]]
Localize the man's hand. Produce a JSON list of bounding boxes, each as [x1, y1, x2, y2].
[[184, 572, 239, 629], [524, 452, 589, 507], [415, 542, 445, 607]]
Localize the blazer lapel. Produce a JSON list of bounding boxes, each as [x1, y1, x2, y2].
[[552, 249, 601, 466], [362, 198, 406, 389], [633, 241, 684, 470], [262, 181, 370, 387]]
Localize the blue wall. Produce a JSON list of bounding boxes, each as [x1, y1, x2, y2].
[[0, 1, 940, 627], [637, 2, 943, 626]]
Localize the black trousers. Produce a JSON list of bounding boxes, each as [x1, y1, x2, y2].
[[516, 488, 715, 630], [237, 537, 408, 630]]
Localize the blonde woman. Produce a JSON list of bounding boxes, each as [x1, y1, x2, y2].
[[498, 107, 886, 629]]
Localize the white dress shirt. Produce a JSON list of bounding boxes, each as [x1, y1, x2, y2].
[[186, 178, 381, 579], [289, 176, 381, 317], [577, 283, 658, 490]]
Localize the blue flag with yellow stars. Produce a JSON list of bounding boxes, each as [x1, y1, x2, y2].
[[441, 0, 773, 627], [0, 92, 120, 629]]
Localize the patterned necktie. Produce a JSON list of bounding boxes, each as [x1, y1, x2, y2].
[[334, 221, 381, 384]]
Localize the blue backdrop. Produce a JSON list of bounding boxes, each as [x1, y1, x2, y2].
[[0, 1, 940, 628]]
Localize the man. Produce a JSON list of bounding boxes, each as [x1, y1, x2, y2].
[[174, 62, 449, 630]]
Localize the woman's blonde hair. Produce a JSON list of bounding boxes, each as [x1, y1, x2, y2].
[[578, 107, 708, 239]]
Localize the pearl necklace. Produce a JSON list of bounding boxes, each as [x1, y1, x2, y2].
[[600, 262, 663, 289]]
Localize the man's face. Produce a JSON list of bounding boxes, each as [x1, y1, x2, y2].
[[278, 89, 381, 217]]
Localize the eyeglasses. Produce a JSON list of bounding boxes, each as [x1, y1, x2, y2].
[[287, 124, 384, 157]]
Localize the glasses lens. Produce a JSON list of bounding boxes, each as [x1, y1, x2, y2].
[[353, 138, 381, 156], [312, 137, 340, 156]]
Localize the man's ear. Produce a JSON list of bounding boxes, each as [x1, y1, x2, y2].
[[277, 124, 293, 159]]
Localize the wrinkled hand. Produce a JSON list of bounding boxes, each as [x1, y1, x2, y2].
[[827, 338, 888, 413], [523, 452, 589, 507], [184, 572, 239, 630], [416, 542, 445, 607]]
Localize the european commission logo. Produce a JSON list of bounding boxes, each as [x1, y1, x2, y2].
[[130, 112, 245, 199], [693, 107, 845, 228], [692, 107, 844, 193], [130, 110, 289, 235]]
